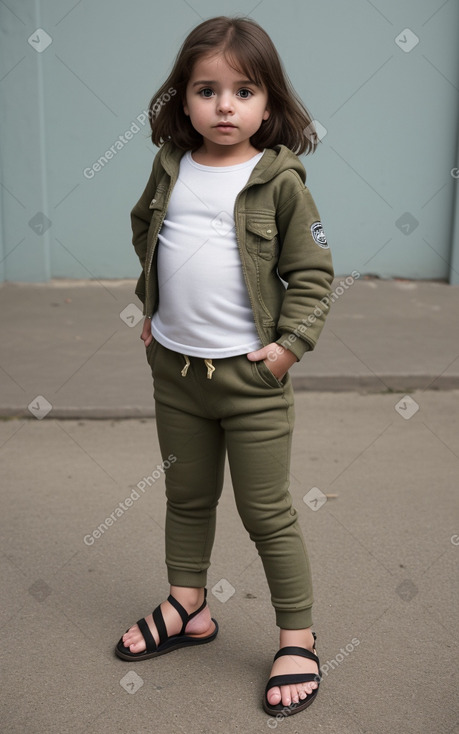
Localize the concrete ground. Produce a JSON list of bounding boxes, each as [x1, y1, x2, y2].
[[1, 279, 459, 733]]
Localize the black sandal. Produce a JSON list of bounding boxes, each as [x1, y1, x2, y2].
[[263, 632, 321, 716], [115, 588, 218, 661]]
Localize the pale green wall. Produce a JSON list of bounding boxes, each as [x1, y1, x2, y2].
[[1, 0, 458, 282]]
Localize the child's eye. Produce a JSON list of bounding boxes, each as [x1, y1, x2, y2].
[[199, 88, 214, 98], [238, 89, 253, 99]]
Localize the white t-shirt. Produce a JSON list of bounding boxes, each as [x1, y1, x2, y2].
[[151, 150, 264, 358]]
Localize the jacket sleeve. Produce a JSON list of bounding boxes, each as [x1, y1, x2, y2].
[[130, 155, 160, 311], [275, 176, 334, 361]]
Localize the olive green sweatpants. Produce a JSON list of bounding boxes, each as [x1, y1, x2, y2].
[[147, 339, 314, 629]]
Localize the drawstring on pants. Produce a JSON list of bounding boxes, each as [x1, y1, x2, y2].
[[180, 355, 215, 380], [181, 355, 191, 377], [204, 359, 215, 380]]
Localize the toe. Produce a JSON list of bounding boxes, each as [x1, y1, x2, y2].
[[280, 685, 291, 707], [128, 640, 142, 653], [120, 623, 147, 653], [122, 624, 138, 642], [267, 686, 282, 706], [290, 684, 300, 705], [122, 632, 136, 647]]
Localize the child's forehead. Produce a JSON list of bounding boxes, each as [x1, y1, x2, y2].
[[189, 51, 260, 85]]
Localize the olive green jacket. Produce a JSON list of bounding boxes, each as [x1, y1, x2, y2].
[[131, 141, 334, 361]]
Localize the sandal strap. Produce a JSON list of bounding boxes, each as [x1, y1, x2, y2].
[[152, 604, 168, 646], [166, 595, 189, 631], [265, 672, 320, 693], [136, 589, 209, 648], [273, 645, 319, 666], [187, 588, 208, 621], [167, 588, 208, 635], [136, 616, 157, 652]]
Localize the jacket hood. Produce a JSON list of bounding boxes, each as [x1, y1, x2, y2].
[[158, 142, 306, 185], [251, 145, 307, 185]]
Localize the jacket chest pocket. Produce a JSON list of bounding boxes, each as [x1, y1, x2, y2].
[[246, 218, 279, 260]]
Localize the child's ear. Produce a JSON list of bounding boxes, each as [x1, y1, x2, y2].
[[263, 108, 270, 121], [183, 100, 189, 116]]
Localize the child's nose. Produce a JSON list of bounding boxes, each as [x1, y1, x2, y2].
[[217, 95, 234, 114]]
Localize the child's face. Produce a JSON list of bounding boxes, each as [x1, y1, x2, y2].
[[183, 53, 270, 155]]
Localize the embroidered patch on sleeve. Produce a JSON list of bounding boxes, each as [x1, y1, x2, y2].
[[310, 221, 328, 248]]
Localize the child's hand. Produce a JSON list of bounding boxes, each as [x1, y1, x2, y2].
[[247, 343, 297, 381], [141, 317, 154, 347]]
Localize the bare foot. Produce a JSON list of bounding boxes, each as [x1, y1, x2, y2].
[[121, 586, 216, 653], [266, 628, 319, 707]]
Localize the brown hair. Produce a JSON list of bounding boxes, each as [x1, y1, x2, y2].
[[148, 16, 317, 155]]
